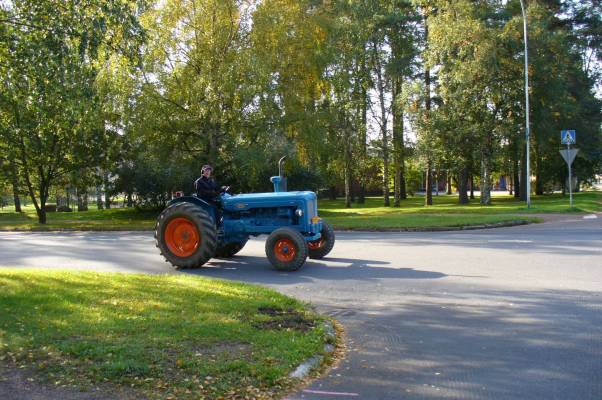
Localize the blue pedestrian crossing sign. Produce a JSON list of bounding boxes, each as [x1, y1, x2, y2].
[[561, 130, 576, 145]]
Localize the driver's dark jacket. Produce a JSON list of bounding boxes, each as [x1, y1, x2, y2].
[[194, 176, 220, 202]]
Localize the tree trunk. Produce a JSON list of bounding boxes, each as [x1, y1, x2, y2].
[[392, 77, 405, 207], [127, 192, 133, 207], [424, 19, 433, 207], [357, 63, 368, 205], [520, 145, 527, 201], [535, 168, 544, 195], [379, 88, 389, 202], [470, 173, 475, 200], [391, 43, 406, 206], [10, 161, 21, 212], [458, 167, 469, 204], [37, 207, 47, 224], [446, 170, 452, 194], [104, 171, 111, 209], [344, 166, 351, 208], [371, 41, 390, 206], [329, 186, 337, 200], [513, 152, 520, 198], [77, 188, 88, 212], [96, 185, 104, 210], [425, 165, 433, 206], [344, 122, 352, 208], [480, 150, 492, 205], [21, 162, 43, 223], [37, 180, 49, 224]]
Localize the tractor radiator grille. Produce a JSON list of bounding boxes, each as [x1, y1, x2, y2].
[[306, 199, 317, 218]]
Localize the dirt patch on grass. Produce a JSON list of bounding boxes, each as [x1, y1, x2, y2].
[[255, 307, 316, 332], [0, 363, 143, 400]]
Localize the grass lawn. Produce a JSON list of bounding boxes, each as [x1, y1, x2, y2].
[[0, 270, 333, 399], [0, 191, 599, 231], [0, 205, 157, 231], [318, 191, 600, 230]]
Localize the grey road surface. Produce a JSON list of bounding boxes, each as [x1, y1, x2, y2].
[[1, 217, 601, 400]]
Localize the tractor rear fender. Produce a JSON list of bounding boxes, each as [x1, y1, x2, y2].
[[167, 196, 217, 223]]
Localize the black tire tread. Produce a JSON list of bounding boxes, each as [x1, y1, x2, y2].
[[155, 202, 217, 269], [265, 227, 308, 271], [214, 240, 247, 258], [308, 220, 335, 259]]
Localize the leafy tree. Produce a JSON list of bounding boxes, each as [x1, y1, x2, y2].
[[0, 0, 145, 223]]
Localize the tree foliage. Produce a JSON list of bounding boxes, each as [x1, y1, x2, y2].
[[1, 0, 600, 217]]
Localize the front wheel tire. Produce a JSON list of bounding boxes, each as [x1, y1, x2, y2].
[[265, 228, 308, 271], [308, 221, 335, 259]]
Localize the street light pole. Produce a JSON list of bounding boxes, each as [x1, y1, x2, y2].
[[519, 0, 531, 208]]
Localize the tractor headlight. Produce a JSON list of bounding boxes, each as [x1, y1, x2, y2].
[[295, 209, 303, 217]]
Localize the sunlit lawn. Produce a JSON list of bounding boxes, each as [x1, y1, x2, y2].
[[317, 191, 600, 229], [0, 191, 599, 231], [0, 204, 157, 231], [0, 270, 331, 399], [319, 191, 601, 214]]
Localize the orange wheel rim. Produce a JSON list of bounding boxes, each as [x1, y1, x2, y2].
[[308, 237, 324, 250], [274, 239, 296, 262], [165, 217, 200, 257]]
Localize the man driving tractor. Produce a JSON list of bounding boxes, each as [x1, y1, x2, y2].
[[194, 164, 221, 202]]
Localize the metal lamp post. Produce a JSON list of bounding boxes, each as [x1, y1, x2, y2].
[[519, 0, 531, 207]]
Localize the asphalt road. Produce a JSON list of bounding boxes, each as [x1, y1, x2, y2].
[[1, 216, 601, 400]]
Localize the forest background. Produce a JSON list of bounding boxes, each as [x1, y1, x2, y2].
[[1, 0, 600, 224]]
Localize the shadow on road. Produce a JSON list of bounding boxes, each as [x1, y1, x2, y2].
[[299, 288, 602, 400], [183, 255, 447, 284]]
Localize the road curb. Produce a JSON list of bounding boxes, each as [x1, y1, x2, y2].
[[289, 320, 338, 380], [331, 219, 534, 233]]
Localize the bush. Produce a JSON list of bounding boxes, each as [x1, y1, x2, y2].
[[57, 205, 73, 212], [44, 204, 57, 212]]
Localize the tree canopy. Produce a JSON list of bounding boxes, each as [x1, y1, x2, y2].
[[1, 0, 600, 220]]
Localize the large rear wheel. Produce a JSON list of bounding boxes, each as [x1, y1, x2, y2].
[[155, 202, 217, 268], [308, 221, 335, 259], [265, 228, 308, 271]]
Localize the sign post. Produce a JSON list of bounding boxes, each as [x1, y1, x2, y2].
[[560, 130, 578, 208]]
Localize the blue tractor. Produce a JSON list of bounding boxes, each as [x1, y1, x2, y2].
[[155, 157, 335, 271]]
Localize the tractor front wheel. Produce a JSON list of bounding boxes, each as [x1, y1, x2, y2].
[[265, 228, 308, 271], [308, 221, 335, 259], [155, 202, 217, 268]]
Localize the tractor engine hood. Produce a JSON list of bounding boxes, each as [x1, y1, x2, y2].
[[222, 191, 317, 213]]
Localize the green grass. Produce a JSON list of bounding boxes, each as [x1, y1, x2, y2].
[[1, 191, 599, 231], [319, 191, 601, 214], [0, 270, 332, 399], [0, 205, 157, 231], [324, 214, 537, 230], [318, 191, 600, 230]]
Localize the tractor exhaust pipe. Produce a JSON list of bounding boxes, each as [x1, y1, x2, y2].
[[278, 156, 286, 178], [270, 156, 288, 192]]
